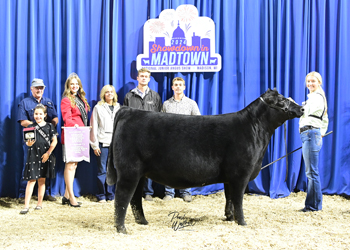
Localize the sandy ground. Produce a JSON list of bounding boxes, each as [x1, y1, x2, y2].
[[0, 192, 349, 250]]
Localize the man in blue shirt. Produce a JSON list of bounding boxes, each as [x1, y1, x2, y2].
[[17, 78, 58, 202]]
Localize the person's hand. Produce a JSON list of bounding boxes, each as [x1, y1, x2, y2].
[[74, 124, 79, 128], [94, 148, 101, 156], [42, 152, 50, 163], [26, 139, 35, 147]]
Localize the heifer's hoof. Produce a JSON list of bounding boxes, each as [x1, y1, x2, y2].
[[225, 215, 234, 221], [116, 225, 127, 234], [135, 218, 148, 225], [237, 220, 247, 226]]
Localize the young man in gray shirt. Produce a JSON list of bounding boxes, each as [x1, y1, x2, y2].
[[161, 77, 201, 202]]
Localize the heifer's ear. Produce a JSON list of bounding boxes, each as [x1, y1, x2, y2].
[[264, 96, 274, 104]]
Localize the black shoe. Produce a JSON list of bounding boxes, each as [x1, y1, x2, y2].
[[69, 201, 81, 207], [44, 195, 57, 202], [63, 196, 82, 206], [62, 196, 69, 205], [300, 207, 313, 212]]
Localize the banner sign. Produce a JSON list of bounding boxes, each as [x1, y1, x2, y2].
[[64, 127, 90, 163], [137, 4, 221, 72]]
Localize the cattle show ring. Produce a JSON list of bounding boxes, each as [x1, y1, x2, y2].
[[1, 1, 350, 250]]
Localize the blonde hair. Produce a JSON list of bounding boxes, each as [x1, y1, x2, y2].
[[305, 71, 327, 114], [138, 68, 151, 76], [98, 85, 118, 105], [62, 73, 91, 111], [172, 77, 185, 86]]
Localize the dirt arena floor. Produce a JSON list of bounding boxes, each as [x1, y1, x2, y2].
[[0, 191, 349, 250]]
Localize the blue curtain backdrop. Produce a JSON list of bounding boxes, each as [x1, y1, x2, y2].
[[0, 0, 349, 198]]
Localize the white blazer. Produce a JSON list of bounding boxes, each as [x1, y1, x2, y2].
[[90, 102, 120, 150]]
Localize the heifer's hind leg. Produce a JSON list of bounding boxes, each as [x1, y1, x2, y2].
[[224, 184, 234, 221], [114, 177, 140, 234], [130, 176, 148, 225]]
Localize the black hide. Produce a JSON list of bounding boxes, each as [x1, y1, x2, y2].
[[106, 88, 303, 233]]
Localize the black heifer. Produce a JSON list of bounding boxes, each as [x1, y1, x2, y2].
[[106, 89, 303, 233]]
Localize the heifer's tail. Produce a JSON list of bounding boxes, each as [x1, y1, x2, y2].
[[106, 145, 117, 185], [106, 107, 125, 185]]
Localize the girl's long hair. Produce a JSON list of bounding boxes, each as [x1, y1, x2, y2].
[[62, 73, 90, 111], [305, 71, 327, 115]]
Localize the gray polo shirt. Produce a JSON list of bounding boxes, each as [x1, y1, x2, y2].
[[161, 96, 201, 115]]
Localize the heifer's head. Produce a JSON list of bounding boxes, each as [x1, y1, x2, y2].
[[260, 88, 304, 120]]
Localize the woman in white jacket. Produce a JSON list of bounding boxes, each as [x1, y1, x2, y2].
[[90, 85, 120, 203], [299, 71, 328, 212]]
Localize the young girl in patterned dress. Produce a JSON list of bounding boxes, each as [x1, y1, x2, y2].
[[20, 104, 58, 214]]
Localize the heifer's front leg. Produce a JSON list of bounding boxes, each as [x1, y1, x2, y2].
[[224, 184, 234, 221], [130, 176, 148, 225], [114, 178, 139, 234], [231, 182, 247, 226]]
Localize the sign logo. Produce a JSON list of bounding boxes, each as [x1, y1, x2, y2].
[[137, 5, 221, 72]]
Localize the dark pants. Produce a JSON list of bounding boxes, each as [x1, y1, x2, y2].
[[165, 186, 191, 198], [95, 144, 114, 201]]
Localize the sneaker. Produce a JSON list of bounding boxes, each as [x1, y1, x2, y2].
[[163, 195, 173, 201], [43, 195, 57, 202], [20, 208, 29, 214], [98, 199, 106, 203], [183, 195, 192, 202], [144, 195, 153, 201]]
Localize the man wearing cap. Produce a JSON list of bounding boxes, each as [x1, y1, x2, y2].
[[17, 78, 58, 202]]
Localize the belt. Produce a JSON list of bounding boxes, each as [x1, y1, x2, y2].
[[300, 125, 318, 133]]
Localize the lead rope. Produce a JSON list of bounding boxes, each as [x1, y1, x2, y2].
[[284, 122, 288, 182], [262, 131, 333, 170]]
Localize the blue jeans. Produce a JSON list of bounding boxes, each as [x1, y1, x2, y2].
[[165, 186, 191, 198], [301, 128, 323, 211], [144, 178, 154, 196], [96, 144, 114, 201]]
